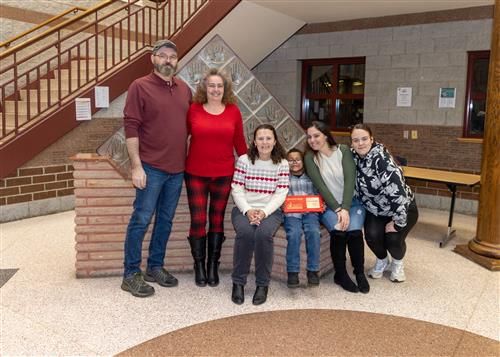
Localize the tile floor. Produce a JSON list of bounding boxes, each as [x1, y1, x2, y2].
[[1, 208, 498, 355]]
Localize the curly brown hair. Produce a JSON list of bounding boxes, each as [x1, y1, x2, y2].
[[192, 68, 236, 105]]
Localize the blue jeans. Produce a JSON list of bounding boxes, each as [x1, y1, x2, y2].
[[284, 213, 321, 272], [320, 198, 366, 232], [123, 163, 183, 277]]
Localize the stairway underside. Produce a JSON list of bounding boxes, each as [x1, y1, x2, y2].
[[0, 0, 241, 178]]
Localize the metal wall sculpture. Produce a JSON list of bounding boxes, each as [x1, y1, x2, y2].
[[97, 35, 306, 174]]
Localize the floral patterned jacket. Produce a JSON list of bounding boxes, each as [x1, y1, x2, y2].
[[352, 143, 414, 230]]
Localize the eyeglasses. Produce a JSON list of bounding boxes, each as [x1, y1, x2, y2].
[[288, 159, 302, 164], [154, 54, 178, 61]]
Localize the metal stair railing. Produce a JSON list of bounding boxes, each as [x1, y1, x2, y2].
[[0, 6, 88, 49], [0, 0, 208, 145]]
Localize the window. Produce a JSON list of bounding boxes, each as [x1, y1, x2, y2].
[[301, 57, 365, 130], [464, 51, 490, 138]]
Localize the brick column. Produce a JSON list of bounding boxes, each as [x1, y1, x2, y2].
[[455, 0, 500, 270]]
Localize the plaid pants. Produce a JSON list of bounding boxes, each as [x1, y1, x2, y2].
[[185, 173, 233, 238]]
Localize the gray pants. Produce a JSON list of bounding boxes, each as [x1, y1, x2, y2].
[[231, 207, 283, 287]]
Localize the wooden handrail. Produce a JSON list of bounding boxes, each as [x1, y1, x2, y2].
[[0, 0, 239, 178], [0, 6, 87, 49], [0, 0, 211, 128], [0, 0, 118, 59]]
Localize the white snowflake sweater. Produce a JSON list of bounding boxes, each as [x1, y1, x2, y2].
[[231, 154, 289, 217]]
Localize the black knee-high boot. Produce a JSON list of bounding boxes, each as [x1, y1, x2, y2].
[[347, 230, 370, 294], [330, 230, 358, 293], [207, 232, 225, 287], [188, 236, 207, 287]]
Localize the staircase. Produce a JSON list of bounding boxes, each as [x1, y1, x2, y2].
[[0, 0, 241, 178], [1, 58, 106, 136]]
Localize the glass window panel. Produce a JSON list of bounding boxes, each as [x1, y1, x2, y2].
[[335, 99, 364, 129], [338, 64, 365, 94], [307, 66, 333, 95], [468, 99, 486, 136], [472, 58, 489, 93], [305, 98, 332, 128]]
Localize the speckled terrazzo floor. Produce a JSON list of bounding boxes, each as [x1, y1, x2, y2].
[[1, 208, 499, 356]]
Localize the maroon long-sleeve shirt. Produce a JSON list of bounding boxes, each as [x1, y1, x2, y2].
[[123, 72, 192, 173]]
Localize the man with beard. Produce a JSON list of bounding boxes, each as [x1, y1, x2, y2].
[[121, 39, 192, 297]]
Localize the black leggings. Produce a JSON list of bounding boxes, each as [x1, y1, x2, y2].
[[364, 200, 418, 260]]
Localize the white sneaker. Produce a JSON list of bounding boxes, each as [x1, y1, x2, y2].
[[390, 259, 406, 282], [368, 257, 391, 279]]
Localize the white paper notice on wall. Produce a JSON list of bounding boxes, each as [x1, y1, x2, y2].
[[75, 98, 92, 121], [438, 88, 456, 108], [396, 87, 412, 107], [95, 86, 109, 108]]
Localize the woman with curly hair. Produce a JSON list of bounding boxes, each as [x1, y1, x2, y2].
[[185, 68, 247, 288]]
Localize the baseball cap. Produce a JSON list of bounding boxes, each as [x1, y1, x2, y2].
[[152, 39, 178, 54]]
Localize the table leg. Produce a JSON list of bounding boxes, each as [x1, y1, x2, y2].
[[440, 184, 457, 247]]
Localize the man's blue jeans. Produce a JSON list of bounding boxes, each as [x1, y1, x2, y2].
[[123, 163, 183, 277], [284, 213, 321, 273]]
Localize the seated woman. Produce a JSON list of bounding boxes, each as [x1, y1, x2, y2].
[[185, 68, 247, 288], [350, 124, 418, 282], [304, 121, 369, 294], [230, 124, 289, 305]]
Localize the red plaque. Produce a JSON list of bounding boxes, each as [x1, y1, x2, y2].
[[283, 195, 324, 213]]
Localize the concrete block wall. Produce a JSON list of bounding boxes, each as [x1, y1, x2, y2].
[[72, 154, 333, 281], [253, 19, 492, 129], [252, 19, 491, 214]]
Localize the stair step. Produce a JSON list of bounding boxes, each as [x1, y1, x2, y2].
[[19, 89, 69, 102], [0, 114, 16, 131], [71, 59, 112, 71], [40, 78, 88, 91], [0, 113, 30, 130], [54, 68, 96, 81], [0, 117, 37, 140], [2, 57, 115, 134], [0, 105, 58, 134], [3, 100, 49, 115]]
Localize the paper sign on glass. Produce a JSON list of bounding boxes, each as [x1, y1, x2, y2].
[[283, 195, 324, 213]]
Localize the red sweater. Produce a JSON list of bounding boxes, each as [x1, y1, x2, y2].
[[185, 103, 247, 177], [123, 73, 192, 173]]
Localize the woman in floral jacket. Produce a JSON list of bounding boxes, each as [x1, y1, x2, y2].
[[350, 124, 418, 283]]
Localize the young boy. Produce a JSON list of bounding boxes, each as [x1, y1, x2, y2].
[[284, 148, 322, 288]]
